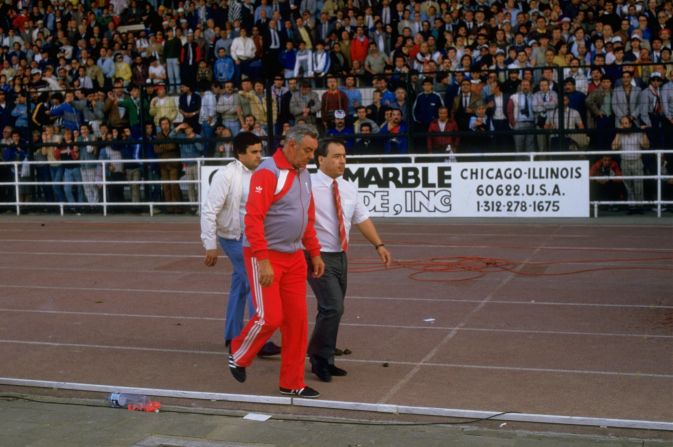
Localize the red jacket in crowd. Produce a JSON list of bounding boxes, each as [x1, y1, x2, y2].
[[350, 36, 369, 64]]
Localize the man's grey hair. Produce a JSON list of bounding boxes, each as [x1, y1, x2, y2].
[[285, 124, 319, 145]]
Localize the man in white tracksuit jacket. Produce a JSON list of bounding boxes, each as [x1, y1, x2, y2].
[[200, 132, 280, 356]]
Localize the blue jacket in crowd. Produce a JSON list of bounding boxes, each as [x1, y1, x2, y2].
[[171, 131, 204, 165], [122, 138, 143, 170], [214, 55, 236, 82], [380, 121, 409, 154], [50, 102, 80, 131], [412, 91, 444, 128]]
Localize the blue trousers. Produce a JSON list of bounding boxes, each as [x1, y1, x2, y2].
[[49, 166, 65, 203], [166, 58, 181, 92], [222, 119, 240, 136], [219, 237, 254, 342], [63, 167, 85, 203]]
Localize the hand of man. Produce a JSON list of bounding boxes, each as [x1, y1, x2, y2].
[[204, 249, 218, 266], [258, 258, 275, 287], [376, 246, 393, 267], [311, 255, 325, 279]]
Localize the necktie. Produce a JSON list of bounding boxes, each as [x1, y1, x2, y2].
[[463, 95, 468, 108], [625, 89, 631, 116], [271, 30, 278, 48], [521, 94, 529, 117], [654, 89, 662, 114], [332, 180, 348, 252]]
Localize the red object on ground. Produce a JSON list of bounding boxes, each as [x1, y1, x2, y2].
[[127, 401, 161, 412]]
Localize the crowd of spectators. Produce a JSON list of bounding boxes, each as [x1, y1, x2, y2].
[[0, 0, 673, 212]]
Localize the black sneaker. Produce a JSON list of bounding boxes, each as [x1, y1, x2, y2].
[[228, 354, 246, 383], [279, 386, 320, 398]]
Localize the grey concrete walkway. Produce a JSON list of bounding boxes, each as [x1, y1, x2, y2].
[[1, 393, 670, 447]]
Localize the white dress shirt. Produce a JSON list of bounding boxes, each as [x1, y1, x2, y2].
[[230, 36, 256, 61], [199, 91, 217, 125], [493, 94, 506, 120], [311, 170, 369, 253]]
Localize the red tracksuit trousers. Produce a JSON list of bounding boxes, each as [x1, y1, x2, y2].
[[231, 248, 309, 390]]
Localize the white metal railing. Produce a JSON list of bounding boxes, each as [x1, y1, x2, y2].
[[1, 150, 672, 218]]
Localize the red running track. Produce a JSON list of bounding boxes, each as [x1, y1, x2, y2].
[[0, 215, 671, 427]]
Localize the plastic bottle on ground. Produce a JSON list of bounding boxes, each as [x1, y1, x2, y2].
[[108, 393, 161, 412]]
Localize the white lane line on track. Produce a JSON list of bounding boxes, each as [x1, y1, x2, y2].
[[0, 266, 225, 276], [0, 339, 671, 379], [0, 284, 219, 295], [1, 247, 673, 263], [2, 260, 671, 276], [2, 241, 673, 253], [0, 308, 223, 321], [1, 308, 670, 339], [1, 284, 671, 309], [0, 233, 600, 242], [339, 323, 673, 339], [348, 296, 673, 309], [0, 251, 203, 258]]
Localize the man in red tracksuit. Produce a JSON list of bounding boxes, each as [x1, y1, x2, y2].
[[229, 124, 325, 398]]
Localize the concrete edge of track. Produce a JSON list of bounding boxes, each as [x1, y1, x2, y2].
[[1, 377, 671, 432]]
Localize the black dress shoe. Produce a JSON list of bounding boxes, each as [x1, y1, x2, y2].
[[257, 341, 281, 357], [311, 364, 332, 382], [328, 365, 347, 376], [310, 356, 332, 382]]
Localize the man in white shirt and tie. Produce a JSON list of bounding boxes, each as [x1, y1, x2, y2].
[[307, 138, 392, 382], [507, 79, 536, 152]]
